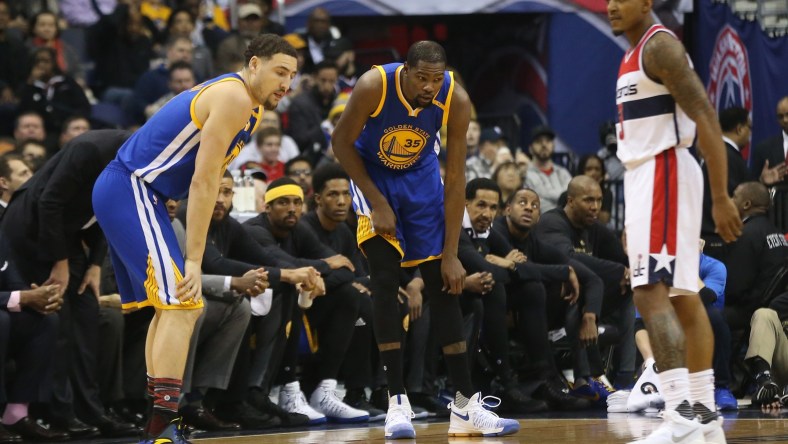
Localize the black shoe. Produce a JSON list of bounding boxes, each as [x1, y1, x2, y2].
[[6, 417, 70, 442], [495, 383, 548, 414], [111, 402, 146, 427], [90, 413, 141, 438], [181, 405, 241, 431], [369, 386, 390, 411], [0, 424, 21, 443], [247, 389, 309, 427], [343, 388, 386, 422], [753, 377, 781, 407], [408, 392, 450, 418], [533, 379, 592, 411], [49, 416, 100, 439], [214, 401, 281, 430]]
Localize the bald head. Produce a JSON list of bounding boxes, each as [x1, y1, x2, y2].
[[567, 175, 601, 199], [778, 96, 788, 133], [733, 181, 770, 217]]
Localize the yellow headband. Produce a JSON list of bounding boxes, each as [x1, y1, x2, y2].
[[265, 184, 304, 204]]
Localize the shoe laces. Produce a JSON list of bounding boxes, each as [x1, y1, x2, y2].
[[291, 390, 310, 410], [319, 387, 351, 415], [386, 402, 414, 426], [457, 395, 504, 429]]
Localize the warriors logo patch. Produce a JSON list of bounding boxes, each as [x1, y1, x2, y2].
[[377, 126, 430, 170], [707, 25, 752, 115]]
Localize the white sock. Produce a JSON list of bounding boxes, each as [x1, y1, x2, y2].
[[689, 369, 716, 412], [658, 367, 690, 412]]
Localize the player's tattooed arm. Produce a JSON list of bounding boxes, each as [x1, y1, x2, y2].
[[642, 32, 742, 242]]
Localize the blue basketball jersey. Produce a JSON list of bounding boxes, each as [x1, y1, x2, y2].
[[116, 73, 262, 199], [354, 63, 454, 172]]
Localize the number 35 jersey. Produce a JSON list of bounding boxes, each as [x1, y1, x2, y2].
[[354, 63, 454, 172]]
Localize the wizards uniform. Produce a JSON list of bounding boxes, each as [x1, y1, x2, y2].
[[351, 63, 455, 266], [93, 73, 262, 310]]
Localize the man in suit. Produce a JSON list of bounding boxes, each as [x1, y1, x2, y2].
[[701, 107, 754, 259], [0, 130, 138, 438], [749, 96, 788, 231]]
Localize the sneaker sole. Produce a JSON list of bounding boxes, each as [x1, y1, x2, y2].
[[448, 422, 520, 437], [386, 427, 416, 439], [327, 415, 369, 424], [307, 417, 328, 425], [369, 413, 387, 422]]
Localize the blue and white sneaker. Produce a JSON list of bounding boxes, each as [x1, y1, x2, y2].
[[139, 418, 190, 443], [279, 381, 327, 425], [384, 394, 416, 439], [447, 393, 520, 437]]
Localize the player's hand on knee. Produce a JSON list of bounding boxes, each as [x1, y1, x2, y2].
[[177, 259, 202, 302], [371, 204, 397, 237]]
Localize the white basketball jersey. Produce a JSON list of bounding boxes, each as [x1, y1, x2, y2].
[[615, 25, 696, 169]]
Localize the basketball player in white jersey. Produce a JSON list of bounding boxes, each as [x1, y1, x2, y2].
[[607, 0, 742, 443]]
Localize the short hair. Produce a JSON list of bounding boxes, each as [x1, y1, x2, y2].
[[314, 60, 338, 74], [465, 177, 501, 201], [491, 161, 518, 184], [166, 8, 195, 32], [719, 107, 749, 132], [29, 47, 61, 75], [166, 35, 192, 50], [255, 126, 281, 145], [285, 155, 312, 174], [406, 41, 447, 68], [577, 153, 606, 180], [0, 155, 10, 180], [566, 175, 599, 199], [312, 163, 348, 194], [60, 115, 89, 134], [16, 139, 46, 153], [505, 187, 538, 207], [244, 33, 298, 67], [14, 111, 44, 131], [737, 181, 770, 209]]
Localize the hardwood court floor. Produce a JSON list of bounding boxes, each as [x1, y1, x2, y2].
[[189, 413, 788, 444]]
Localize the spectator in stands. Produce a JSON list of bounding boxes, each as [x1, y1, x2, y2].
[[701, 107, 754, 259], [163, 8, 213, 81], [18, 47, 91, 136], [301, 163, 385, 420], [492, 161, 522, 209], [244, 177, 368, 423], [0, 153, 31, 208], [286, 155, 314, 198], [749, 96, 788, 188], [140, 0, 171, 33], [132, 36, 193, 123], [466, 119, 480, 158], [525, 124, 572, 212], [27, 10, 85, 85], [230, 110, 300, 169], [59, 0, 115, 28], [144, 61, 195, 120], [325, 37, 356, 92], [215, 3, 275, 73], [288, 60, 339, 162], [722, 182, 788, 329], [58, 115, 90, 149], [492, 187, 600, 410], [12, 111, 45, 144], [89, 2, 155, 108], [253, 126, 286, 182], [596, 121, 625, 182], [0, 1, 29, 99], [17, 139, 46, 171], [300, 7, 334, 74], [466, 127, 502, 182], [0, 236, 65, 442]]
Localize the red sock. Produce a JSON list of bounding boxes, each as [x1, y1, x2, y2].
[[146, 377, 182, 437]]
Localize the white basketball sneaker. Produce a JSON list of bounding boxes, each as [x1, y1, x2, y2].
[[700, 415, 726, 444], [607, 390, 631, 413], [278, 381, 326, 425], [384, 394, 416, 439], [628, 358, 665, 413], [627, 409, 704, 444], [309, 379, 369, 423], [447, 393, 520, 437]]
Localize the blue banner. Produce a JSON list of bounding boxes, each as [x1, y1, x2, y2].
[[695, 0, 788, 157]]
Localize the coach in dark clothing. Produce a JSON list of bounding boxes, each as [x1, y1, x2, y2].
[[0, 130, 137, 438], [286, 61, 339, 163], [723, 182, 788, 329], [749, 96, 788, 232], [0, 234, 66, 442], [701, 107, 754, 259], [244, 177, 361, 400]]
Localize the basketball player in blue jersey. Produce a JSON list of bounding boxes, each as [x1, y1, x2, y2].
[[332, 41, 519, 439], [607, 0, 741, 443], [92, 34, 297, 444]]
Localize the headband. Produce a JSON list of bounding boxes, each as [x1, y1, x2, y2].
[[264, 184, 304, 204]]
